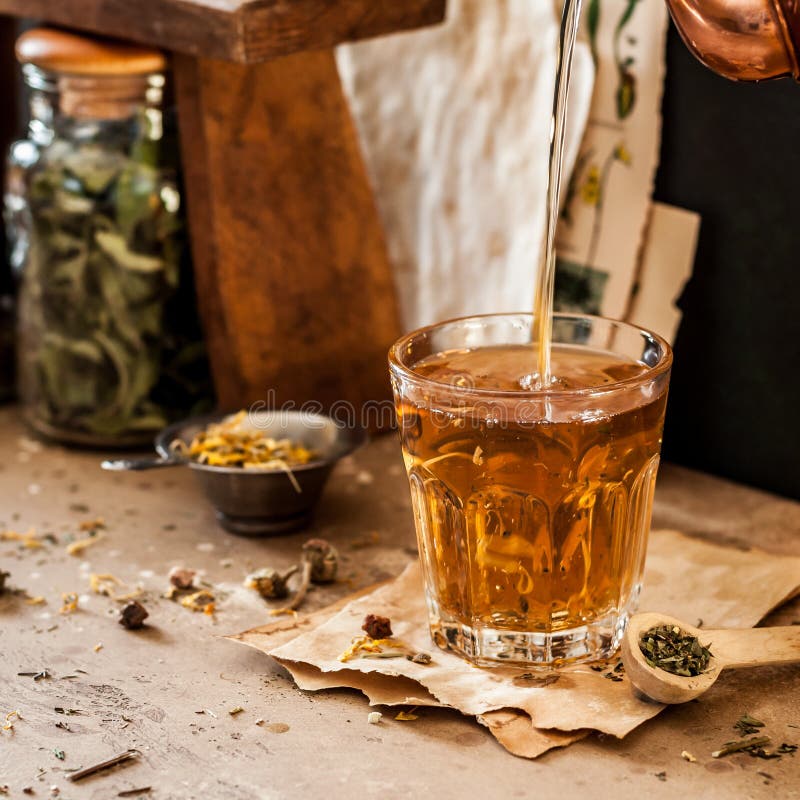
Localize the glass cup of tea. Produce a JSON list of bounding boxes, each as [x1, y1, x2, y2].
[[389, 313, 672, 667]]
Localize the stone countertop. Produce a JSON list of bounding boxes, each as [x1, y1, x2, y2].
[[0, 407, 798, 799]]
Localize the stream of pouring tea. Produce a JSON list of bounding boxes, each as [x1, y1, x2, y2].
[[532, 0, 584, 388]]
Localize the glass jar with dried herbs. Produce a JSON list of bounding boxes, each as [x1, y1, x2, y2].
[[5, 28, 211, 446]]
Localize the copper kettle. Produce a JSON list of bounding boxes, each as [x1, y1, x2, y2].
[[667, 0, 800, 80]]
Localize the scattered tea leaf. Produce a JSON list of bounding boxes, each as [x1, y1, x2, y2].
[[734, 713, 765, 736], [712, 736, 771, 758]]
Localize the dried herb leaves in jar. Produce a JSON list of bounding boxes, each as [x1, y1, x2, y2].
[[9, 44, 211, 445], [18, 132, 209, 443]]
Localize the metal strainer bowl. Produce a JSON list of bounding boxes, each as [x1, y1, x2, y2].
[[106, 410, 367, 536]]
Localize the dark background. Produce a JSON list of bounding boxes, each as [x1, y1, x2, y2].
[[655, 22, 800, 501]]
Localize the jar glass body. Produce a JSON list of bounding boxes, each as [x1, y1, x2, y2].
[[6, 66, 210, 445]]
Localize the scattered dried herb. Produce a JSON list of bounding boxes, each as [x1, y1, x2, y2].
[[168, 567, 196, 591], [407, 652, 432, 665], [55, 721, 71, 731], [55, 708, 81, 715], [712, 736, 771, 758], [362, 614, 393, 640], [228, 706, 244, 716], [734, 713, 765, 736], [338, 636, 398, 663], [180, 590, 215, 614], [395, 709, 419, 721], [777, 743, 798, 755], [244, 566, 297, 600], [3, 710, 21, 732], [512, 672, 559, 688], [2, 529, 43, 549], [303, 539, 338, 584], [0, 570, 9, 594], [59, 593, 79, 614], [270, 538, 338, 614], [654, 771, 667, 781], [17, 670, 50, 681], [66, 749, 139, 782], [639, 625, 712, 677], [66, 532, 105, 556], [54, 748, 65, 760], [118, 788, 152, 797], [681, 750, 696, 762], [25, 595, 46, 605], [602, 661, 626, 681], [119, 600, 148, 629]]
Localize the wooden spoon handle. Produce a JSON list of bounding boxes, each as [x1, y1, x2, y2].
[[708, 626, 800, 669]]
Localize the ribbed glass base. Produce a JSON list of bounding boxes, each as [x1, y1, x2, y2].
[[429, 602, 634, 668]]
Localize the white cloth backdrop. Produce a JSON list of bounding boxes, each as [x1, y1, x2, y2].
[[337, 0, 595, 331]]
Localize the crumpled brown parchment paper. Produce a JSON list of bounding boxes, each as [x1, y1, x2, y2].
[[228, 529, 800, 758]]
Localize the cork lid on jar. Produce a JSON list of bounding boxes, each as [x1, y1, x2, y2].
[[15, 28, 166, 120], [15, 27, 165, 76]]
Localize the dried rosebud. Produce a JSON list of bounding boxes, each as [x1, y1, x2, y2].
[[169, 566, 196, 590], [362, 614, 392, 639], [302, 538, 338, 584], [244, 566, 297, 600], [119, 600, 149, 630]]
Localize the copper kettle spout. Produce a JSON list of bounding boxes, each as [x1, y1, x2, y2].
[[666, 0, 800, 81]]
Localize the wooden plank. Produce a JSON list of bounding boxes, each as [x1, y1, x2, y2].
[[0, 0, 446, 63], [173, 49, 401, 416]]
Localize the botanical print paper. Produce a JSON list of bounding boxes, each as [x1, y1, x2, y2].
[[555, 0, 672, 321]]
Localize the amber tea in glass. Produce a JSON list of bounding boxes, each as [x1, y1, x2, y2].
[[389, 313, 672, 667]]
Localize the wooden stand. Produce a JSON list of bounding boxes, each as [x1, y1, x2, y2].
[[0, 1, 446, 413]]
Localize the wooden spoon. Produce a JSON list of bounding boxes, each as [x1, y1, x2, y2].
[[621, 612, 800, 704]]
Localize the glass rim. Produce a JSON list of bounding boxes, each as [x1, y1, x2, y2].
[[388, 311, 673, 400]]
